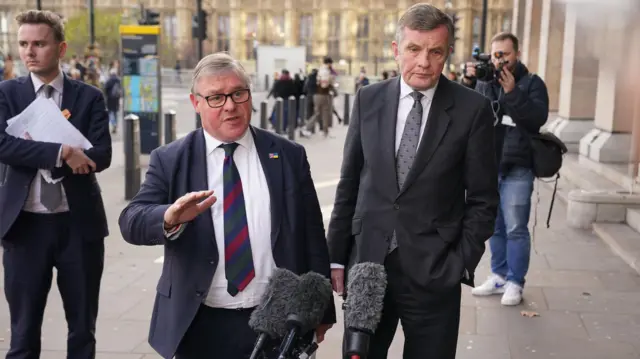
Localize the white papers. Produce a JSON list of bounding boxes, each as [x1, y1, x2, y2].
[[6, 97, 92, 150], [501, 115, 516, 127]]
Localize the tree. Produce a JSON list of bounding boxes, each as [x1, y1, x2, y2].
[[64, 10, 123, 63]]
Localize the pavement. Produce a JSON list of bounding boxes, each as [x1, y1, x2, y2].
[[2, 88, 640, 358]]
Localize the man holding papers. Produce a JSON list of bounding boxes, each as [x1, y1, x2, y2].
[[0, 10, 112, 359]]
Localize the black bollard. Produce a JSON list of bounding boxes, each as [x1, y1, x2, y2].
[[299, 95, 307, 128], [124, 114, 141, 201], [195, 113, 202, 129], [287, 96, 296, 141], [343, 93, 350, 126], [260, 101, 268, 129], [265, 74, 270, 91], [164, 110, 176, 145], [275, 98, 284, 134]]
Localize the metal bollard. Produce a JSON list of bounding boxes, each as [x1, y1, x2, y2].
[[124, 114, 141, 201], [260, 101, 268, 129], [287, 96, 296, 141], [343, 93, 351, 126], [195, 113, 202, 129], [275, 98, 284, 134], [264, 74, 270, 91], [299, 95, 307, 128], [164, 110, 176, 144]]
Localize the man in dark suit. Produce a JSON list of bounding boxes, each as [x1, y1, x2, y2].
[[327, 4, 499, 359], [0, 10, 111, 359], [118, 52, 335, 359]]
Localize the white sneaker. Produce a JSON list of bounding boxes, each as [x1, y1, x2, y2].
[[501, 281, 523, 306], [471, 274, 506, 296]]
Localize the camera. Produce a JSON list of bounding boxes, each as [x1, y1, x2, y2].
[[468, 46, 508, 82]]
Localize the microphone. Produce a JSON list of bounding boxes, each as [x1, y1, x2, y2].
[[344, 262, 387, 359], [248, 268, 301, 359], [277, 271, 333, 359]]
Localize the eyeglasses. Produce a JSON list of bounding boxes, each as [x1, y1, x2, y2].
[[198, 88, 251, 108]]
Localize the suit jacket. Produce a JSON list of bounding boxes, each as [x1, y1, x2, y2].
[[118, 126, 336, 359], [327, 75, 499, 290], [0, 75, 112, 241]]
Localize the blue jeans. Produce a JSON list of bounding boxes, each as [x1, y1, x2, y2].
[[489, 166, 534, 287], [108, 111, 117, 127]]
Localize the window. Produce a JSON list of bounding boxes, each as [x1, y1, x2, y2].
[[217, 13, 230, 52], [271, 14, 285, 46], [327, 13, 341, 59], [299, 14, 313, 62], [502, 15, 512, 32], [356, 14, 369, 61], [382, 13, 396, 60], [245, 13, 258, 60]]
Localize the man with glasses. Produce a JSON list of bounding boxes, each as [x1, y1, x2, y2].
[[462, 32, 549, 306], [119, 52, 335, 359]]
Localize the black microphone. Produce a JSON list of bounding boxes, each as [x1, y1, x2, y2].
[[277, 271, 333, 359], [344, 262, 387, 359], [248, 268, 301, 359]]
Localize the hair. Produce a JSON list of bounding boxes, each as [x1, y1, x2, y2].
[[396, 3, 455, 48], [491, 32, 520, 52], [191, 52, 251, 94], [15, 10, 65, 43]]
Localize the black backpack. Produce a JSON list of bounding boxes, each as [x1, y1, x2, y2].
[[519, 74, 568, 227]]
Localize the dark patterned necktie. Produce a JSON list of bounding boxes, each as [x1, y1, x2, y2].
[[221, 143, 255, 296], [389, 91, 424, 254], [40, 84, 63, 211]]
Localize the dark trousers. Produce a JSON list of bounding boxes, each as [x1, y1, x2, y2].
[[176, 305, 267, 359], [344, 250, 461, 359], [2, 211, 105, 359]]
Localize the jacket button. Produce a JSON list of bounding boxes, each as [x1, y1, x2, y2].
[[394, 204, 399, 210], [195, 291, 203, 297]]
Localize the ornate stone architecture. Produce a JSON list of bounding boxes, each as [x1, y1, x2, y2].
[[0, 0, 512, 73]]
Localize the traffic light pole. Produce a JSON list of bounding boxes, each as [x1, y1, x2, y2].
[[89, 0, 95, 48], [195, 0, 204, 128], [479, 0, 488, 52]]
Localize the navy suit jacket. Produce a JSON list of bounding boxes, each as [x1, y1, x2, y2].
[[0, 75, 112, 241], [118, 126, 336, 359]]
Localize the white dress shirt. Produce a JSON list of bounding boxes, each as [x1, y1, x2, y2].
[[330, 76, 437, 269], [23, 71, 68, 213], [201, 129, 275, 309]]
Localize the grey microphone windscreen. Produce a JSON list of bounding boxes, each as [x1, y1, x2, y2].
[[345, 262, 387, 333], [249, 268, 300, 337], [288, 271, 333, 332]]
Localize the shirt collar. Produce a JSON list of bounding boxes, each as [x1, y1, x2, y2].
[[399, 75, 438, 102], [203, 126, 254, 156], [31, 69, 64, 95]]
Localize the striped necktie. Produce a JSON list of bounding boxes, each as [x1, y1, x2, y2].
[[221, 143, 255, 296]]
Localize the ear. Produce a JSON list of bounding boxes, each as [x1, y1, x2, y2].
[[189, 93, 200, 113], [392, 41, 400, 62], [59, 41, 67, 59]]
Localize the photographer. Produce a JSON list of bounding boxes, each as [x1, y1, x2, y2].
[[462, 32, 549, 306]]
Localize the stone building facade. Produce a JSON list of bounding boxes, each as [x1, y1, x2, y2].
[[0, 0, 512, 73]]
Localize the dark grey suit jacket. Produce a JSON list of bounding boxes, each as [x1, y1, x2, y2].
[[327, 75, 499, 289]]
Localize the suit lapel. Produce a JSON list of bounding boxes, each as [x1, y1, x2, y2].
[[252, 127, 283, 248], [189, 129, 215, 244], [378, 78, 401, 192], [61, 75, 79, 125], [17, 76, 36, 111], [397, 76, 453, 198]]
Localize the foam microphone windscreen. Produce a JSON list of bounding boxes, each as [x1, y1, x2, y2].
[[345, 262, 387, 333], [249, 267, 301, 337], [290, 271, 333, 332]]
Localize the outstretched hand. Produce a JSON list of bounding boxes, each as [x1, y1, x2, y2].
[[163, 190, 217, 228]]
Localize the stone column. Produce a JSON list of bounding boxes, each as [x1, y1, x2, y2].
[[313, 10, 329, 59], [537, 0, 565, 112], [548, 3, 598, 153], [580, 14, 636, 163], [229, 8, 243, 60], [511, 0, 526, 40], [284, 0, 298, 47], [521, 0, 541, 73], [174, 1, 194, 63]]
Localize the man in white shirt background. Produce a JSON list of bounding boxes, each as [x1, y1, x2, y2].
[[119, 52, 335, 359]]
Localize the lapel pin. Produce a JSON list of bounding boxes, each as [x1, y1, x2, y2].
[[61, 109, 71, 120], [268, 152, 279, 159]]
